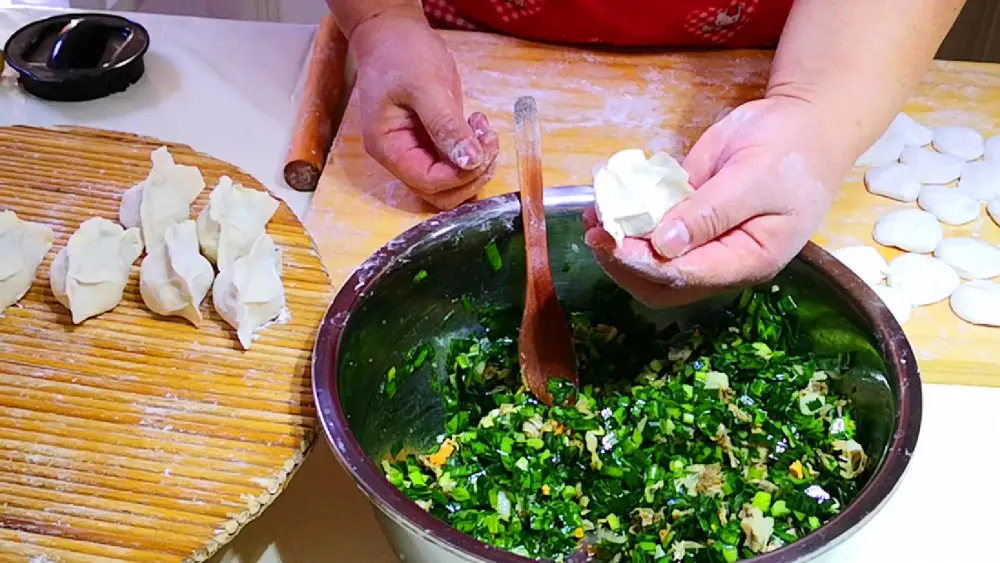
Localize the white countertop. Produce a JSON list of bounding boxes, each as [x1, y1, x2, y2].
[[2, 7, 997, 563]]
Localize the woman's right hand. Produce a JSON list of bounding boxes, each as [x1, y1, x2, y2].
[[350, 8, 500, 210]]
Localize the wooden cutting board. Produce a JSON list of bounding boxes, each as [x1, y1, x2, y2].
[[306, 31, 1000, 388], [0, 127, 332, 562]]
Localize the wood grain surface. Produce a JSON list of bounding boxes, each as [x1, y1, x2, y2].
[[305, 30, 1000, 387], [0, 126, 332, 562]]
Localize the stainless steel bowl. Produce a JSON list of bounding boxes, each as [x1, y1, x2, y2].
[[314, 186, 921, 563]]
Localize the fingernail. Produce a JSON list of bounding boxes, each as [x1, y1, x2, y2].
[[469, 112, 490, 136], [584, 228, 616, 253], [450, 138, 483, 170], [652, 220, 690, 259]]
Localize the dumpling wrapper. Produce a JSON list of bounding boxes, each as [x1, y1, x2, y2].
[[50, 217, 143, 324], [139, 220, 215, 326], [593, 149, 694, 246], [120, 146, 206, 250], [0, 210, 54, 313], [196, 175, 280, 270], [212, 233, 286, 349]]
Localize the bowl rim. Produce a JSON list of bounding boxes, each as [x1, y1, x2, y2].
[[313, 186, 922, 563]]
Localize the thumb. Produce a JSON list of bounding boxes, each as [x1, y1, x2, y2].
[[409, 88, 484, 171], [650, 164, 763, 259]]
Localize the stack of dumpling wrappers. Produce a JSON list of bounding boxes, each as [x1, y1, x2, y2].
[[0, 146, 286, 350]]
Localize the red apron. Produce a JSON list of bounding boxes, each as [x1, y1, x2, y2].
[[423, 0, 793, 47]]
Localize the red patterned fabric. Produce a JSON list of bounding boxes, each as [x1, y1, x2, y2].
[[422, 0, 793, 47]]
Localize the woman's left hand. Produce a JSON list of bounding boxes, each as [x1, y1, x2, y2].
[[585, 95, 858, 307]]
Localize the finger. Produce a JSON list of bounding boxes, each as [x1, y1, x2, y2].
[[650, 161, 767, 259], [419, 159, 497, 210], [408, 89, 485, 171], [659, 219, 790, 287], [585, 228, 686, 287], [582, 207, 599, 230], [593, 253, 712, 308], [681, 103, 754, 187], [369, 127, 485, 194], [471, 113, 500, 161]]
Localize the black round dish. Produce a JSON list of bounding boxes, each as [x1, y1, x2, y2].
[[3, 13, 150, 102]]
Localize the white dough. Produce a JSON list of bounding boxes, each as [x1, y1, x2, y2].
[[989, 197, 1000, 227], [831, 245, 888, 287], [593, 149, 694, 246], [917, 184, 980, 226], [899, 146, 964, 184], [984, 135, 1000, 161], [956, 160, 1000, 202], [950, 281, 1000, 327], [855, 133, 905, 168], [933, 237, 1000, 280], [49, 217, 143, 324], [0, 211, 54, 313], [872, 209, 943, 253], [140, 220, 215, 326], [196, 175, 280, 269], [120, 146, 206, 250], [864, 163, 920, 202], [872, 284, 912, 326], [887, 253, 960, 306], [932, 126, 985, 161], [891, 113, 934, 147], [212, 233, 285, 349]]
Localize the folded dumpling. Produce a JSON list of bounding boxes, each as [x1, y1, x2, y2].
[[120, 146, 206, 250], [50, 217, 143, 324], [212, 233, 285, 349], [0, 211, 54, 313], [196, 175, 279, 270], [140, 220, 215, 326]]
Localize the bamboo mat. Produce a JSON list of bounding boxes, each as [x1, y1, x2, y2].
[[0, 126, 332, 562], [306, 31, 1000, 387]]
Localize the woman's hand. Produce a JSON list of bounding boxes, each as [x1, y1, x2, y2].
[[585, 95, 857, 307], [351, 10, 499, 210]]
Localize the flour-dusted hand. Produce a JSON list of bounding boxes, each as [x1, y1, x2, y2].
[[585, 97, 856, 307], [350, 8, 499, 210]]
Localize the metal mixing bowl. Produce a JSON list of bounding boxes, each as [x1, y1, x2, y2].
[[314, 186, 921, 563]]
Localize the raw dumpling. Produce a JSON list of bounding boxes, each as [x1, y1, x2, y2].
[[933, 237, 1000, 280], [831, 245, 888, 287], [864, 163, 920, 202], [196, 175, 280, 269], [593, 149, 694, 246], [872, 209, 942, 253], [50, 217, 143, 324], [950, 281, 1000, 327], [0, 211, 54, 313], [932, 126, 984, 161], [120, 146, 206, 250], [984, 135, 1000, 161], [886, 253, 960, 306], [212, 234, 285, 349], [899, 146, 963, 184], [917, 185, 980, 226], [140, 220, 215, 326]]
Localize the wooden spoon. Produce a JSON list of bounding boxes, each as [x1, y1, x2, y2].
[[513, 96, 579, 406]]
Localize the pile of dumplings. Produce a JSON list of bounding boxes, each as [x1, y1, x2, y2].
[[833, 113, 1000, 328], [0, 147, 286, 350]]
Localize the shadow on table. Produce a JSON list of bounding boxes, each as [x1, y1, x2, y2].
[[210, 443, 399, 563]]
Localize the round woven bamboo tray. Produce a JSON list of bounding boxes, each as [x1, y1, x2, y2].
[[0, 126, 332, 562]]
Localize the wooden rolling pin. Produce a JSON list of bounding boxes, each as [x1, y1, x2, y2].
[[283, 15, 349, 192]]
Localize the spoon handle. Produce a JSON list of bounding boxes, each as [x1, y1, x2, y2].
[[514, 96, 552, 290]]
